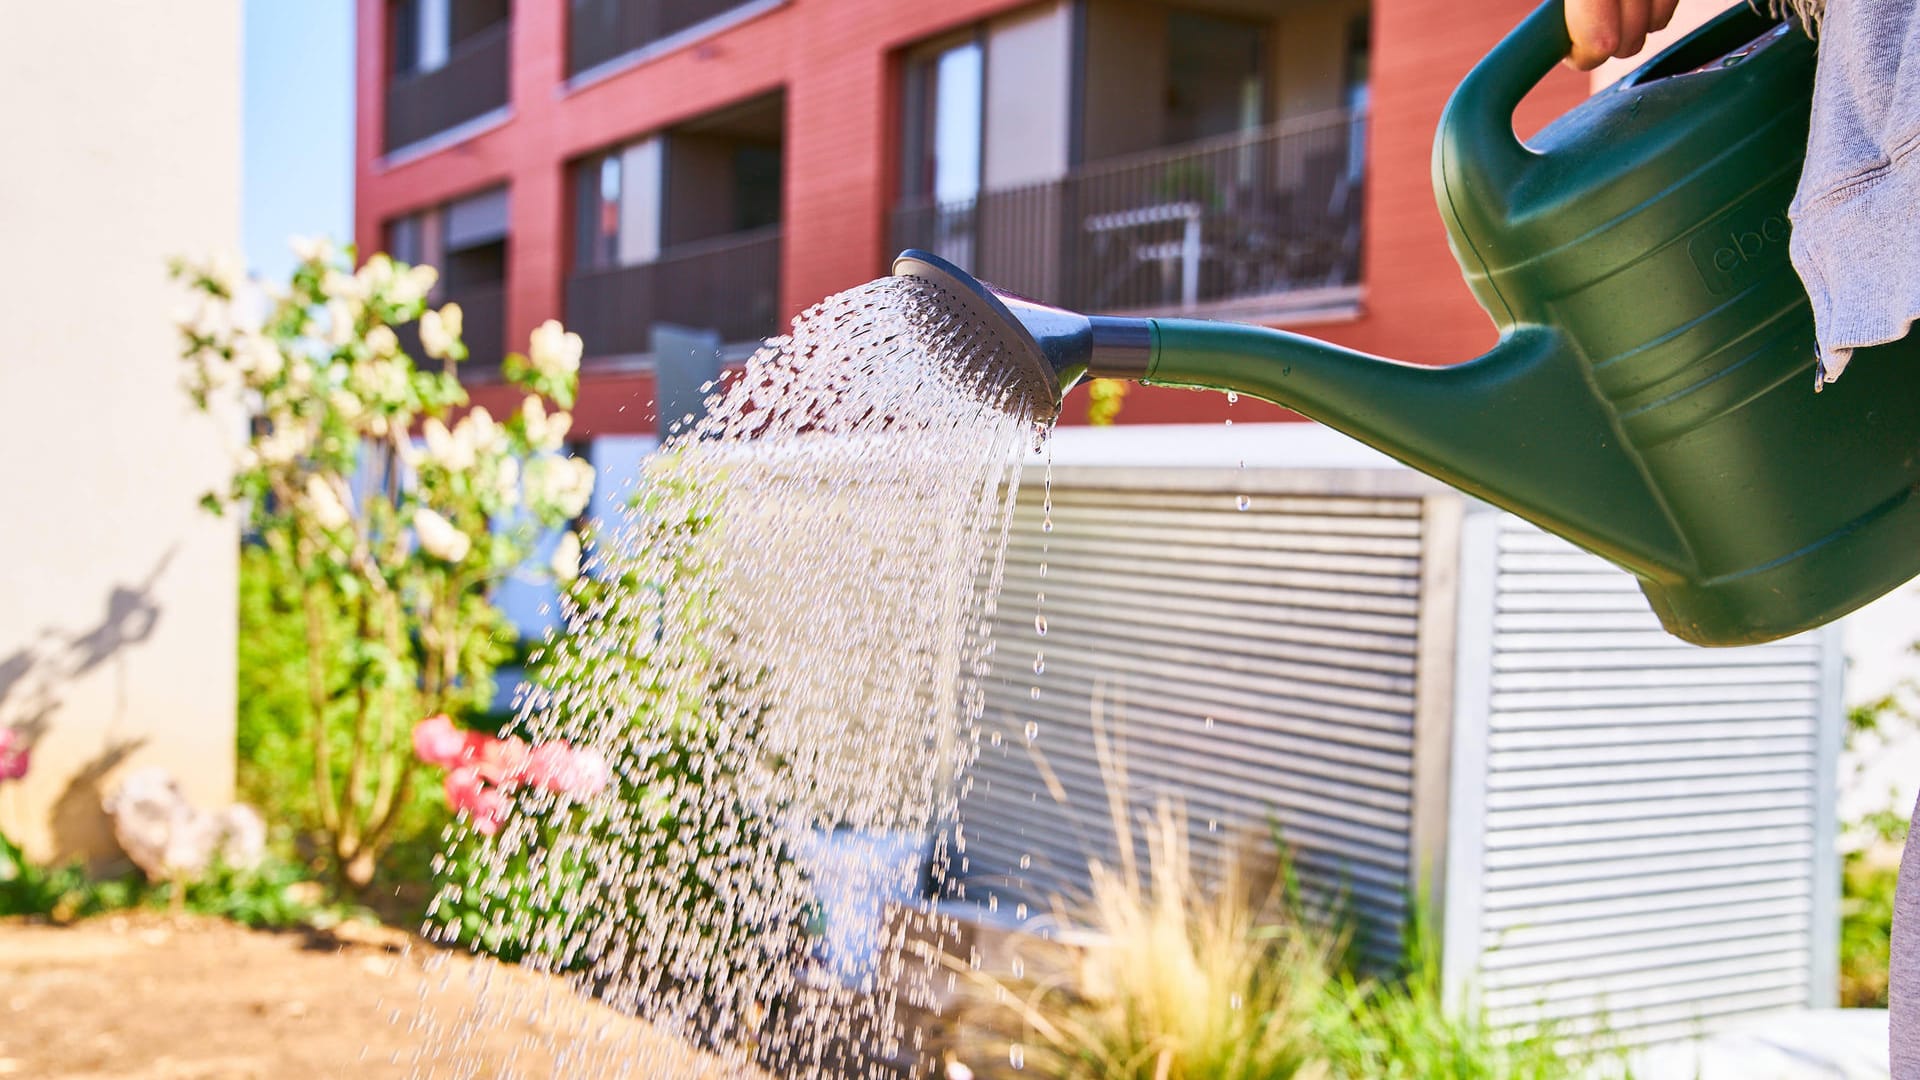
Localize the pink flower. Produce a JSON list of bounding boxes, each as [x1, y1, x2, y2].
[[0, 730, 26, 782], [412, 714, 467, 767], [475, 735, 531, 788], [443, 766, 510, 836], [523, 740, 611, 799]]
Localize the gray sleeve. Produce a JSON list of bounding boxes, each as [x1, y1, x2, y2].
[[1788, 1, 1920, 387]]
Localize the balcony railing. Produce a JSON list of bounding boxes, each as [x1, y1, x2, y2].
[[891, 111, 1364, 316], [564, 226, 782, 358], [567, 0, 764, 77], [385, 23, 511, 152]]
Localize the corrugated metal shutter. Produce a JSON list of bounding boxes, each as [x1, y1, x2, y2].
[[953, 466, 1435, 964], [1462, 514, 1840, 1043]]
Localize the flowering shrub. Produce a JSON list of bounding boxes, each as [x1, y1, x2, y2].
[[172, 238, 594, 888], [411, 714, 608, 835]]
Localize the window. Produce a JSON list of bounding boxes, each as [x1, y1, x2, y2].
[[1344, 14, 1370, 181], [901, 36, 984, 206], [1165, 11, 1267, 146], [390, 0, 510, 78], [575, 151, 623, 272]]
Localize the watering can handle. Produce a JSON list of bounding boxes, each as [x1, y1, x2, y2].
[[1438, 0, 1572, 196]]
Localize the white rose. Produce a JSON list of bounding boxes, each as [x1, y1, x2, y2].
[[527, 455, 594, 519], [493, 456, 520, 505], [354, 254, 395, 298], [527, 320, 583, 380], [365, 324, 399, 358], [353, 357, 410, 406], [329, 388, 364, 422], [256, 419, 312, 465], [459, 407, 502, 456], [550, 531, 581, 583], [519, 396, 572, 453], [305, 475, 351, 532], [206, 251, 245, 297], [389, 264, 438, 308], [322, 270, 366, 303], [325, 299, 360, 347], [238, 337, 284, 380], [421, 417, 472, 471], [413, 507, 471, 563], [290, 235, 333, 264], [419, 304, 461, 360]]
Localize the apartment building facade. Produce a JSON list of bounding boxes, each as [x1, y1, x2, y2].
[[356, 0, 1590, 436]]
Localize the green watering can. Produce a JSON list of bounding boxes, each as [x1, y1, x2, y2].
[[895, 0, 1920, 647]]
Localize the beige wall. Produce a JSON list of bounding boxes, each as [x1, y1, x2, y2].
[[1273, 0, 1367, 122], [0, 2, 241, 862], [983, 1, 1074, 190], [1083, 0, 1169, 160]]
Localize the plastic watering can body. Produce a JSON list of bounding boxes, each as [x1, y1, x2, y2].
[[896, 0, 1920, 646], [1412, 0, 1920, 645]]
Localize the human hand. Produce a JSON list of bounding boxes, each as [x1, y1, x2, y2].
[[1564, 0, 1681, 70]]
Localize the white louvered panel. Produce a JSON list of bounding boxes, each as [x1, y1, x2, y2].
[[1474, 516, 1832, 1040], [955, 471, 1429, 964]]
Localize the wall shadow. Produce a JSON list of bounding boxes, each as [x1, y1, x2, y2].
[[1, 549, 174, 861]]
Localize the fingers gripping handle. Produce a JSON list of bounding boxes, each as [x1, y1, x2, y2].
[[1435, 0, 1572, 198]]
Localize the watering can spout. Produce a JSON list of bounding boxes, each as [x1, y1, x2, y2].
[[892, 249, 1693, 582]]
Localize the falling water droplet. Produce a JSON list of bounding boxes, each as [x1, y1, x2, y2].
[[1236, 494, 1251, 512], [1032, 653, 1045, 675], [1204, 716, 1215, 730], [1016, 902, 1028, 919], [1019, 853, 1031, 870], [1024, 720, 1039, 744], [989, 730, 1002, 747], [1226, 390, 1239, 404], [1012, 957, 1025, 978], [1011, 1044, 1026, 1070], [1208, 819, 1218, 832], [1041, 516, 1053, 533], [1029, 686, 1041, 700], [1034, 614, 1048, 636], [1230, 992, 1243, 1011]]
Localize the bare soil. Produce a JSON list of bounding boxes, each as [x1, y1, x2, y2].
[[0, 914, 757, 1078]]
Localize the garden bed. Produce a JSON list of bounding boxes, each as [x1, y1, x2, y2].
[[0, 914, 754, 1078]]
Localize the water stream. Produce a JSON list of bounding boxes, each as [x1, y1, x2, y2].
[[410, 276, 1042, 1077]]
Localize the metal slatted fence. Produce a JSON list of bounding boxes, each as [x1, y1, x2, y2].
[[1447, 513, 1840, 1044], [952, 467, 1438, 965]]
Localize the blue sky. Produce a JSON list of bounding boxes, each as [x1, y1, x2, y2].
[[242, 1, 354, 283]]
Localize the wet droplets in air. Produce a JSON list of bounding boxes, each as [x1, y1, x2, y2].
[[1236, 494, 1252, 512], [1011, 1044, 1026, 1070], [1032, 653, 1045, 675], [1034, 614, 1048, 636], [1024, 720, 1039, 744], [410, 274, 1041, 1078]]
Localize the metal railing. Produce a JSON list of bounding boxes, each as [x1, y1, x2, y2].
[[890, 111, 1364, 315], [567, 0, 764, 76], [564, 226, 782, 358], [384, 23, 511, 152]]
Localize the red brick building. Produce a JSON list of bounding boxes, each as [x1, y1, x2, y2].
[[355, 0, 1587, 436]]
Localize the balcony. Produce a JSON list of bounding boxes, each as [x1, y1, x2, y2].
[[384, 22, 511, 153], [890, 111, 1363, 318], [566, 0, 772, 78], [564, 226, 781, 360]]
